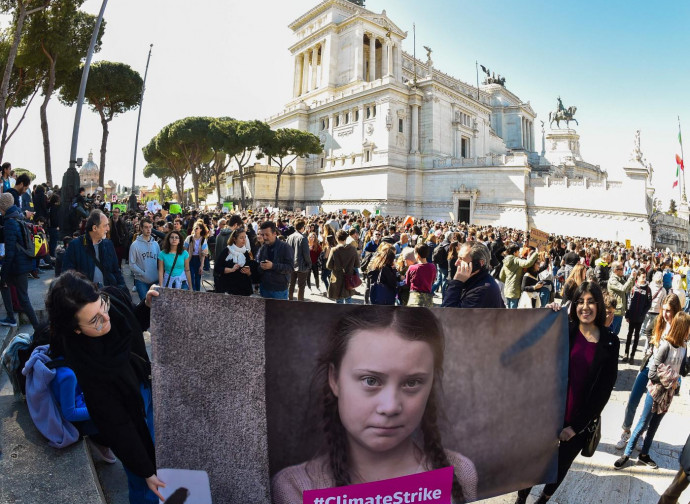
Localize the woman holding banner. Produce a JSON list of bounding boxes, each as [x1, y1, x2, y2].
[[516, 282, 618, 504], [271, 306, 477, 503], [45, 271, 165, 503]]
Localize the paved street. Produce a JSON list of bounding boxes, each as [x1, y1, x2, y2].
[[1, 265, 689, 503]]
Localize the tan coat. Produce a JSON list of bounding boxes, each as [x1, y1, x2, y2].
[[326, 243, 361, 300]]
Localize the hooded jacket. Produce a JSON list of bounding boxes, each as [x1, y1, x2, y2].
[[1, 206, 36, 279], [22, 345, 80, 448], [500, 252, 539, 299], [128, 234, 161, 284]]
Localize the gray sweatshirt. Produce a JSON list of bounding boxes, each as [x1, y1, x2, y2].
[[128, 234, 161, 284]]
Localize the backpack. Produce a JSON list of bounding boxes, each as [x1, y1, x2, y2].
[[9, 216, 48, 258], [1, 325, 51, 396], [663, 270, 673, 291]]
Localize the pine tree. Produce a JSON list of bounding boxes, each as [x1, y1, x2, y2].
[[668, 199, 678, 216]]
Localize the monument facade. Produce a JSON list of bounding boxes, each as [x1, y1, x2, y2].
[[229, 0, 688, 250]]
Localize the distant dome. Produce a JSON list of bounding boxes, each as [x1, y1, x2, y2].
[[79, 150, 99, 188], [80, 150, 98, 175]]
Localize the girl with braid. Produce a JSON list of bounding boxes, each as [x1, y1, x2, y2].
[[271, 306, 477, 503]]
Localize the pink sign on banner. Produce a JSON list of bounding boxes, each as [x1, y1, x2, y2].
[[303, 467, 453, 504]]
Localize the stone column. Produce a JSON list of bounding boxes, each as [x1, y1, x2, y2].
[[531, 121, 535, 151], [311, 45, 318, 90], [521, 117, 525, 149], [328, 113, 335, 164], [369, 35, 376, 81], [293, 54, 303, 97], [386, 41, 393, 77], [354, 33, 363, 81], [410, 104, 420, 153], [302, 51, 310, 95], [320, 40, 326, 88]]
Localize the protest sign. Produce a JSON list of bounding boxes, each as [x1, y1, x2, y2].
[[362, 209, 371, 218], [113, 204, 127, 213], [223, 202, 234, 212], [169, 203, 182, 215], [151, 292, 568, 502], [625, 239, 631, 249], [111, 194, 117, 202], [527, 228, 549, 250]]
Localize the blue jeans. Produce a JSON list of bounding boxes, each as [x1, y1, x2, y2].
[[506, 297, 519, 309], [538, 287, 551, 308], [623, 366, 650, 430], [122, 384, 158, 504], [134, 280, 153, 303], [610, 315, 623, 336], [336, 297, 353, 304], [552, 265, 561, 293], [625, 392, 664, 457], [189, 255, 202, 291], [260, 285, 288, 299], [321, 268, 331, 290], [1, 273, 39, 329], [432, 267, 448, 295]]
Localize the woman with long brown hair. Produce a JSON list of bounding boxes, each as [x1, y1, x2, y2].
[[614, 293, 682, 451], [615, 310, 689, 470], [157, 231, 192, 290], [561, 263, 587, 305], [366, 244, 398, 305], [271, 307, 477, 503], [183, 220, 209, 291]]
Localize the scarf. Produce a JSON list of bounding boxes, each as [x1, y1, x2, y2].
[[226, 244, 248, 267]]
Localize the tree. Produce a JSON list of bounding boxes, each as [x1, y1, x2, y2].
[[17, 0, 103, 186], [263, 128, 322, 206], [208, 118, 271, 209], [59, 61, 142, 187], [166, 117, 214, 205], [207, 116, 234, 206], [668, 199, 678, 216], [14, 166, 35, 180], [0, 0, 49, 157], [142, 126, 188, 202], [143, 161, 171, 203]]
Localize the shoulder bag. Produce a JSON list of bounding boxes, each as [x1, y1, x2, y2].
[[580, 416, 601, 457], [370, 268, 396, 305], [165, 252, 181, 288]]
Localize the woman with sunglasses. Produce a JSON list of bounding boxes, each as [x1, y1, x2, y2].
[[46, 271, 165, 503]]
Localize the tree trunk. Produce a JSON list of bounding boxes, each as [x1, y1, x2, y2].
[[238, 165, 245, 210], [190, 166, 199, 206], [159, 176, 167, 202], [39, 52, 56, 187], [274, 167, 282, 207], [174, 176, 184, 203], [99, 114, 109, 187], [0, 3, 28, 146], [215, 172, 221, 206]]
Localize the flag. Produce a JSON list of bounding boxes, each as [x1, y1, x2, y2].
[[673, 180, 679, 188], [680, 131, 683, 145], [677, 154, 685, 171]]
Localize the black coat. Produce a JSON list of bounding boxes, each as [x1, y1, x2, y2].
[[214, 247, 256, 296], [441, 268, 505, 308], [680, 433, 690, 481], [567, 323, 619, 434]]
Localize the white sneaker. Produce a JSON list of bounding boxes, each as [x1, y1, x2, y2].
[[615, 431, 631, 450]]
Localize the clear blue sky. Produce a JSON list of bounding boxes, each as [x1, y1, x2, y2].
[[4, 0, 689, 207]]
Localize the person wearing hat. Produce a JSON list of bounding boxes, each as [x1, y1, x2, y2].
[[0, 192, 40, 328]]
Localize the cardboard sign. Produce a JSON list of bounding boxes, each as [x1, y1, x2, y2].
[[223, 202, 234, 211], [304, 467, 453, 504], [169, 204, 182, 215], [362, 209, 371, 218], [113, 204, 127, 213], [528, 228, 549, 250], [625, 239, 631, 249], [111, 194, 117, 202], [449, 212, 455, 223]]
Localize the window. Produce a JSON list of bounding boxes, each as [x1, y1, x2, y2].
[[355, 110, 360, 121], [320, 157, 324, 168], [461, 137, 469, 158], [345, 112, 349, 124], [398, 119, 404, 133], [335, 115, 340, 127], [365, 150, 371, 162], [366, 107, 371, 119], [320, 119, 325, 130], [458, 199, 471, 224], [372, 105, 376, 117]]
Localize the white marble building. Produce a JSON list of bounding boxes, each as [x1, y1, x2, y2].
[[230, 0, 688, 250]]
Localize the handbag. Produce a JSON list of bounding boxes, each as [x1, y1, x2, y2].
[[370, 269, 396, 305], [345, 270, 362, 290], [580, 416, 601, 457]]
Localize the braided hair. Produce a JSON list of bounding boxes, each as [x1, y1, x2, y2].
[[312, 306, 465, 502]]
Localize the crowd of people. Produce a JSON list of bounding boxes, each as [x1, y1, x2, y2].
[[2, 170, 690, 504]]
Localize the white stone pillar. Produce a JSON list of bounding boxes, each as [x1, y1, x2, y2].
[[521, 117, 525, 149], [328, 113, 335, 163], [410, 104, 420, 153], [369, 35, 376, 81], [386, 41, 393, 77], [311, 46, 318, 90], [293, 54, 303, 97], [354, 34, 363, 81], [320, 40, 326, 88], [302, 51, 310, 94], [531, 121, 535, 151]]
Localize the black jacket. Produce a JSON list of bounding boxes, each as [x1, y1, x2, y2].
[[214, 248, 256, 296], [680, 433, 690, 482], [441, 268, 505, 308], [567, 323, 619, 434]]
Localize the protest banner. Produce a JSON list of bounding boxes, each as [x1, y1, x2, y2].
[[527, 228, 549, 250], [113, 204, 127, 213], [169, 203, 182, 215], [151, 292, 568, 503], [362, 209, 371, 218], [223, 202, 234, 212]]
